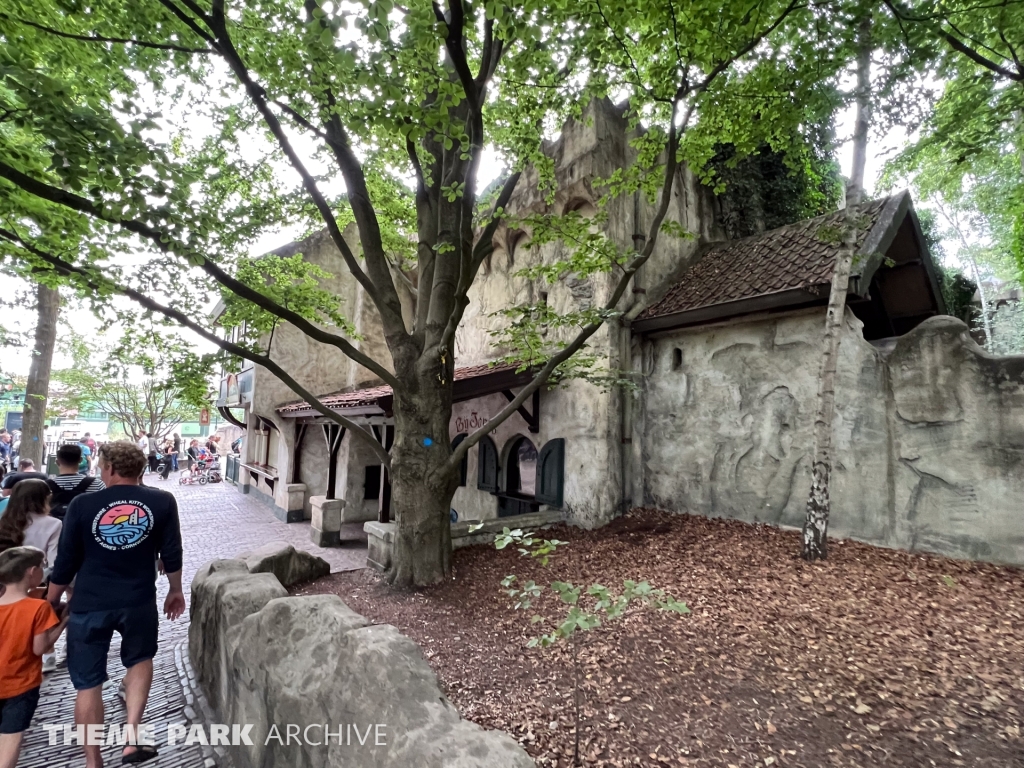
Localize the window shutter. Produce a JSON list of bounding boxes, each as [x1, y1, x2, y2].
[[452, 434, 468, 487], [477, 435, 499, 492], [535, 438, 565, 507]]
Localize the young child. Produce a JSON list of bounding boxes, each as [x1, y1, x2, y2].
[[0, 546, 69, 768]]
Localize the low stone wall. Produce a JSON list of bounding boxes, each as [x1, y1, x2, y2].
[[364, 510, 563, 573], [189, 543, 534, 768]]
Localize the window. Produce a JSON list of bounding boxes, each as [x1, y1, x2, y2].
[[672, 348, 683, 371], [477, 435, 499, 492], [506, 437, 539, 497], [364, 465, 382, 500], [452, 434, 468, 487]]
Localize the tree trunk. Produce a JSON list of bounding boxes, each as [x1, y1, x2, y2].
[[384, 358, 459, 587], [802, 14, 871, 561], [21, 284, 60, 468]]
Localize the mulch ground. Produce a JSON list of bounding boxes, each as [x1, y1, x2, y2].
[[293, 509, 1024, 767]]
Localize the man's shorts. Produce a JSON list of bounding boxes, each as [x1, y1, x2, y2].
[[66, 604, 159, 690], [0, 686, 41, 734]]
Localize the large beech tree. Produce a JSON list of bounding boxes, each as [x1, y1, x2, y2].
[[2, 0, 862, 585]]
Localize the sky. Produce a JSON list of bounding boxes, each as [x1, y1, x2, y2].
[[0, 82, 946, 380]]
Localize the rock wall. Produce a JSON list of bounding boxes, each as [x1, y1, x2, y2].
[[189, 546, 534, 768], [637, 310, 1024, 565]]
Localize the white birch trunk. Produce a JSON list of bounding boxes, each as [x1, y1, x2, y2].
[[802, 14, 872, 560]]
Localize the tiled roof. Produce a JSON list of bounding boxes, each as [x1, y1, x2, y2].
[[639, 197, 892, 321], [276, 361, 521, 414]]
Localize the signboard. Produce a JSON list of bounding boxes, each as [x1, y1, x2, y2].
[[225, 373, 240, 406], [199, 408, 211, 426], [5, 411, 23, 432]]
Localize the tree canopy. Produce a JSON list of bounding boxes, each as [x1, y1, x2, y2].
[[1, 0, 1017, 583]]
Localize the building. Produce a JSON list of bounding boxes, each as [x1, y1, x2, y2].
[[218, 100, 1024, 568]]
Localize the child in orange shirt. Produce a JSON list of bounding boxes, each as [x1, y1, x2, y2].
[[0, 546, 69, 768]]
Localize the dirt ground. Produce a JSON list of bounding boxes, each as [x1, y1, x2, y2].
[[294, 510, 1024, 767]]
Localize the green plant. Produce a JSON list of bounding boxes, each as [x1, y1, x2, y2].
[[491, 525, 688, 766]]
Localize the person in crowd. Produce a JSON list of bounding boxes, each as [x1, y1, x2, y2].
[[0, 431, 11, 479], [0, 481, 63, 674], [156, 439, 174, 481], [171, 434, 181, 473], [145, 433, 158, 475], [46, 445, 104, 522], [0, 547, 69, 768], [48, 441, 184, 767], [76, 438, 93, 476], [1, 460, 47, 498], [186, 439, 200, 471], [135, 433, 147, 454], [204, 435, 220, 456], [0, 480, 61, 575]]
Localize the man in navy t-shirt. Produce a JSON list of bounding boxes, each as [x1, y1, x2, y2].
[[48, 441, 184, 766]]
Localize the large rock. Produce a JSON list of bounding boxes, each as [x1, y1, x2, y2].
[[189, 558, 287, 710], [224, 594, 535, 768], [238, 540, 331, 587]]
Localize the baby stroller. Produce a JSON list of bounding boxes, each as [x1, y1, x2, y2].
[[179, 453, 223, 485]]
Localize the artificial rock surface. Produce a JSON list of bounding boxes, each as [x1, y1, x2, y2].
[[638, 310, 1024, 565], [189, 558, 535, 768], [238, 540, 331, 587]]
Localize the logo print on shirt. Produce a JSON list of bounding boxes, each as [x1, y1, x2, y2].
[[93, 502, 154, 550]]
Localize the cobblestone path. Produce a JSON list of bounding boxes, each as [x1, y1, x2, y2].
[[20, 481, 367, 768]]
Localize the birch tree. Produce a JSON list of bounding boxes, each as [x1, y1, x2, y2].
[[802, 11, 872, 561]]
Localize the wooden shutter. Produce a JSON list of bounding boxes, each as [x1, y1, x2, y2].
[[535, 438, 565, 507], [452, 434, 468, 487], [477, 435, 499, 492]]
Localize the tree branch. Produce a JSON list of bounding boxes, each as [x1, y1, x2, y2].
[[0, 161, 399, 388], [0, 227, 392, 467], [1, 13, 213, 53], [436, 170, 521, 353]]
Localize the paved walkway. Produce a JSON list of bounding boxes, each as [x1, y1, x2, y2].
[[20, 481, 367, 768]]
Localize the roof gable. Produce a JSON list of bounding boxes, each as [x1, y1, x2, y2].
[[634, 192, 942, 335]]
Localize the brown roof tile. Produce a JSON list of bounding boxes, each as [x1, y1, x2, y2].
[[639, 197, 892, 321], [276, 361, 521, 414]]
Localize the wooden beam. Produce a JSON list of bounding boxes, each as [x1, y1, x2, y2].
[[502, 388, 540, 433]]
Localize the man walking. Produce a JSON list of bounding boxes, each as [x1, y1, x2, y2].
[[46, 445, 105, 521], [145, 433, 158, 475], [47, 441, 184, 767], [171, 434, 181, 473]]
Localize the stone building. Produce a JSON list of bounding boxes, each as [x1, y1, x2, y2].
[[216, 99, 1024, 568]]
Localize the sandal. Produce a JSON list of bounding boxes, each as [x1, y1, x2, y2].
[[122, 744, 158, 765]]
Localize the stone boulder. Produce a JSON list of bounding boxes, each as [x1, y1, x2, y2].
[[238, 540, 331, 587], [223, 594, 535, 768], [189, 558, 287, 710]]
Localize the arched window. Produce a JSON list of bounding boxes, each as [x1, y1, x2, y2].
[[498, 435, 540, 518], [505, 436, 539, 497]]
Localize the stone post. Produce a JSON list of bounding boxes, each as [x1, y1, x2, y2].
[[310, 495, 346, 547]]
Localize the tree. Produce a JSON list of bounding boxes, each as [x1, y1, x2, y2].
[[880, 0, 1024, 282], [50, 332, 201, 440], [1, 0, 861, 585], [19, 284, 60, 466], [802, 11, 873, 561]]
